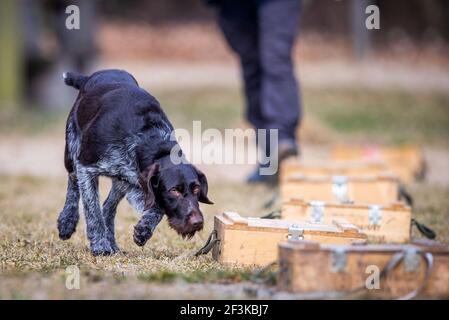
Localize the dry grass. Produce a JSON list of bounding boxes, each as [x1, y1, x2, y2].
[[0, 174, 277, 299]]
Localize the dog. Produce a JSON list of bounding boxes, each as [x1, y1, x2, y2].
[[57, 69, 213, 256]]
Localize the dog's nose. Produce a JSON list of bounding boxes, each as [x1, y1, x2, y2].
[[188, 212, 203, 229]]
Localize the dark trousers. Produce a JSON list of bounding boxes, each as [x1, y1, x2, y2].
[[218, 0, 301, 144]]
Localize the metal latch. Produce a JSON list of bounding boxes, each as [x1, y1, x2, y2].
[[310, 201, 325, 223], [404, 248, 421, 273], [288, 224, 304, 241], [332, 176, 349, 202], [368, 205, 383, 225], [330, 248, 347, 273]]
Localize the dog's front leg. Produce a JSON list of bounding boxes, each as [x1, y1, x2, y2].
[[126, 187, 164, 246], [133, 207, 164, 246], [77, 166, 117, 256]]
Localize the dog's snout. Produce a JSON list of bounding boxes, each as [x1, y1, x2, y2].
[[188, 211, 204, 228]]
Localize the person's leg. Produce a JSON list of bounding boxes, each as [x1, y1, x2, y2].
[[218, 1, 271, 183], [217, 0, 264, 130], [258, 0, 302, 145]]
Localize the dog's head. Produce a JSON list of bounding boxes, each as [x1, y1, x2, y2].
[[139, 163, 213, 238]]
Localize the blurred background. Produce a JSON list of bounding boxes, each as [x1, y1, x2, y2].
[[1, 0, 448, 179], [1, 0, 449, 299], [2, 0, 449, 107]]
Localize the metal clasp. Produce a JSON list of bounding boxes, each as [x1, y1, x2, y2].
[[368, 205, 383, 226], [404, 248, 421, 273], [310, 201, 325, 224], [332, 175, 349, 202], [288, 224, 304, 241], [331, 248, 347, 273]]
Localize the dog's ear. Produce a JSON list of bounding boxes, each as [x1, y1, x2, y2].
[[196, 168, 214, 205], [139, 163, 161, 211]]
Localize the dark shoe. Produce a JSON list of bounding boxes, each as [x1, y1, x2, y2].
[[246, 166, 278, 185], [246, 139, 299, 185], [278, 140, 299, 161]]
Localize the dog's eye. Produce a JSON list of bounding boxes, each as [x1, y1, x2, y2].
[[169, 188, 182, 197], [192, 185, 200, 194]]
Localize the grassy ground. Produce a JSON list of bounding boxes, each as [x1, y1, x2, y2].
[[0, 175, 271, 299], [0, 86, 448, 299]]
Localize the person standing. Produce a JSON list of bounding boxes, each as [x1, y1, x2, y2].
[[208, 0, 302, 184]]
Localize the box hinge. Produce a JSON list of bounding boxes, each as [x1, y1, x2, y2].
[[288, 224, 304, 241]]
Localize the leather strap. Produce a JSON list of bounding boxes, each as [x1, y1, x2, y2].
[[399, 184, 414, 207], [412, 219, 437, 240], [260, 210, 281, 219], [194, 230, 220, 256]]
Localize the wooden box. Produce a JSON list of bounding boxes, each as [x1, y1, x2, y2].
[[280, 159, 391, 182], [280, 174, 399, 205], [212, 212, 366, 266], [331, 145, 425, 183], [278, 240, 449, 299], [282, 199, 411, 243]]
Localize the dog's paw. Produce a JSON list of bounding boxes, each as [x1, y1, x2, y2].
[[105, 232, 120, 253], [133, 222, 153, 247], [57, 209, 79, 240], [110, 241, 120, 253], [90, 238, 118, 256]]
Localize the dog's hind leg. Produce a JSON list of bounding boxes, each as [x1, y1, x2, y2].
[[58, 112, 82, 240], [77, 166, 117, 256], [57, 174, 80, 240], [102, 178, 129, 251], [126, 187, 164, 246]]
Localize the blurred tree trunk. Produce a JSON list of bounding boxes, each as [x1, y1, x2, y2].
[[0, 0, 22, 108]]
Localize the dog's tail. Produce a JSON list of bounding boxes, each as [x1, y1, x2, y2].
[[63, 72, 88, 90]]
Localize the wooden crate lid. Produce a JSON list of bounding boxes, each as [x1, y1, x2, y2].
[[280, 239, 449, 254], [283, 198, 411, 212], [216, 212, 367, 239], [284, 173, 400, 183], [281, 159, 389, 170], [332, 145, 422, 158]]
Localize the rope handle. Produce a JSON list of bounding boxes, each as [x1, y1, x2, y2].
[[253, 249, 434, 300], [397, 251, 433, 300], [339, 248, 434, 300], [194, 230, 220, 257]]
